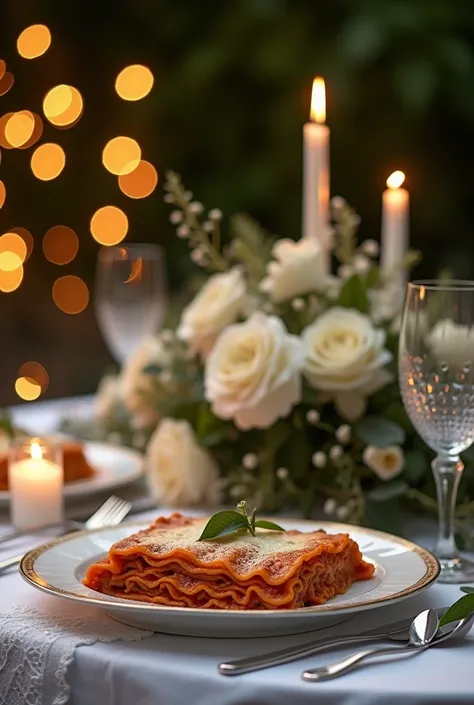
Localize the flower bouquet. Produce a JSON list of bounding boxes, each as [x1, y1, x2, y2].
[[87, 172, 474, 540]]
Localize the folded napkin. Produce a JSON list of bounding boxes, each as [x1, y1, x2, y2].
[[0, 604, 153, 705]]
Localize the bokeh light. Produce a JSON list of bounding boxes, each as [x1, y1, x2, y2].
[[118, 160, 158, 199], [43, 84, 84, 128], [43, 225, 79, 264], [90, 205, 128, 245], [15, 377, 41, 401], [30, 143, 65, 180], [0, 233, 27, 267], [5, 110, 35, 148], [0, 113, 15, 148], [52, 275, 89, 314], [0, 265, 23, 292], [0, 73, 14, 97], [17, 25, 51, 59], [18, 361, 49, 394], [0, 251, 22, 271], [102, 136, 141, 176], [0, 60, 6, 81], [9, 227, 34, 260], [18, 113, 43, 149], [115, 65, 154, 101], [0, 181, 5, 209]]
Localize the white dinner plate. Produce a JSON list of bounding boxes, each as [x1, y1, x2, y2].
[[0, 443, 144, 506], [20, 519, 439, 638]]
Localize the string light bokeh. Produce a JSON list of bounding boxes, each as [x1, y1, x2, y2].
[[0, 21, 157, 401]]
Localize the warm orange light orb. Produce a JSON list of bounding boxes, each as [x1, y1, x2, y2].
[[118, 160, 158, 199], [52, 275, 89, 314], [5, 110, 36, 148], [115, 65, 154, 101], [90, 206, 129, 245], [43, 84, 84, 128], [386, 171, 406, 189], [9, 227, 34, 260], [0, 181, 5, 209], [0, 72, 14, 97], [102, 136, 141, 176], [0, 264, 23, 292], [18, 361, 49, 393], [30, 143, 66, 180], [17, 24, 51, 59], [15, 377, 41, 401], [43, 225, 79, 264], [0, 233, 27, 264]]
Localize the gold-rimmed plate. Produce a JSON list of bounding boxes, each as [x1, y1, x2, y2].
[[20, 519, 439, 638]]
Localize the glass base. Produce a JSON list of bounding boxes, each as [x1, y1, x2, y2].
[[438, 556, 474, 583]]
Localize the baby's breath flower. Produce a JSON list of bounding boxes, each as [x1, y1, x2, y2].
[[329, 445, 343, 461], [291, 297, 305, 311], [184, 190, 193, 201], [176, 224, 189, 238], [209, 208, 223, 221], [203, 220, 214, 232], [361, 239, 379, 257], [191, 247, 206, 265], [276, 467, 289, 480], [337, 264, 354, 279], [350, 214, 362, 228], [353, 255, 370, 274], [164, 193, 175, 203], [169, 210, 183, 225], [242, 453, 258, 470], [336, 505, 351, 520], [189, 201, 204, 215], [306, 409, 320, 425], [331, 196, 346, 210], [230, 484, 246, 498], [335, 424, 351, 445], [323, 498, 337, 515], [312, 451, 327, 468]]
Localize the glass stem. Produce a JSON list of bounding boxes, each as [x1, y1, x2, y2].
[[431, 455, 464, 561]]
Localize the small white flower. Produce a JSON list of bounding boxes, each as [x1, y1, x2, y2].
[[184, 190, 193, 201], [306, 409, 320, 425], [209, 208, 223, 221], [323, 498, 337, 515], [353, 255, 370, 274], [337, 264, 354, 279], [335, 424, 351, 445], [203, 220, 213, 232], [291, 297, 305, 311], [361, 239, 379, 257], [329, 445, 343, 461], [159, 370, 172, 384], [362, 445, 404, 481], [121, 336, 171, 421], [191, 247, 206, 265], [350, 214, 362, 228], [276, 467, 289, 480], [312, 451, 327, 468], [176, 224, 189, 238], [189, 201, 204, 214], [164, 193, 174, 203], [169, 210, 183, 225], [331, 196, 346, 210], [336, 505, 351, 520], [230, 484, 246, 498], [242, 453, 258, 470]]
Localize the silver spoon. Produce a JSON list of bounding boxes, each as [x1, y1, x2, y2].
[[302, 608, 439, 682]]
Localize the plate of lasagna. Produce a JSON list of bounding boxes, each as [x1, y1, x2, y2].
[[0, 440, 144, 505], [20, 512, 440, 637]]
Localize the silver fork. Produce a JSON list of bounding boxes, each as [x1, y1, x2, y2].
[[0, 495, 132, 574]]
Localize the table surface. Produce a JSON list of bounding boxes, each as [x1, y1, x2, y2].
[[2, 396, 474, 705]]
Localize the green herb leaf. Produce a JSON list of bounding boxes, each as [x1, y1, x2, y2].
[[337, 274, 369, 314], [204, 519, 250, 540], [460, 586, 474, 594], [253, 520, 285, 532], [198, 510, 249, 541], [355, 417, 406, 447], [439, 593, 474, 627]]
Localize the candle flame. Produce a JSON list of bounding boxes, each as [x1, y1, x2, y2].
[[386, 171, 405, 189], [310, 77, 326, 124], [31, 441, 42, 460]]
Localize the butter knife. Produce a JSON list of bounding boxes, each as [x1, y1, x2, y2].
[[218, 607, 447, 676]]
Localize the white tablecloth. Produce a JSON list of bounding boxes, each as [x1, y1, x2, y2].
[[2, 397, 474, 705]]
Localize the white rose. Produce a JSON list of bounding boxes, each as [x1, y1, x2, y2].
[[429, 319, 474, 368], [177, 268, 246, 357], [362, 445, 404, 481], [146, 418, 220, 506], [121, 336, 170, 422], [302, 307, 392, 421], [260, 238, 334, 304], [205, 312, 305, 430], [94, 374, 122, 421]]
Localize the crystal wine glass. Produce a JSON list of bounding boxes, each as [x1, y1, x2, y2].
[[95, 244, 167, 364], [399, 280, 474, 582]]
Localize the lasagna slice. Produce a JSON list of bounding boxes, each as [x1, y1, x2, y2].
[[83, 513, 374, 610]]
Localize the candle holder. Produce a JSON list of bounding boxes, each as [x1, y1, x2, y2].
[[8, 436, 64, 530]]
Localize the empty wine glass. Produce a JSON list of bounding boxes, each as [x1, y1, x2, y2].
[[95, 244, 167, 364], [399, 280, 474, 582]]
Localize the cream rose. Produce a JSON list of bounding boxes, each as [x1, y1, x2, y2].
[[260, 238, 333, 303], [177, 268, 246, 357], [146, 418, 220, 506], [204, 312, 305, 430], [362, 445, 404, 481], [302, 307, 392, 421], [94, 374, 122, 421], [121, 336, 170, 422], [429, 319, 474, 368]]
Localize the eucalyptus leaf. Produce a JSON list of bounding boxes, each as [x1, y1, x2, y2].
[[439, 593, 474, 627], [355, 417, 406, 447], [253, 520, 285, 532], [198, 510, 248, 540], [337, 274, 369, 313], [368, 480, 409, 502], [402, 450, 429, 484]]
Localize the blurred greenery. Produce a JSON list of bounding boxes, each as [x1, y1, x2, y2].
[[1, 0, 474, 402]]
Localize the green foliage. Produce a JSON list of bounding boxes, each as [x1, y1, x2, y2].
[[337, 275, 369, 313], [355, 417, 406, 447]]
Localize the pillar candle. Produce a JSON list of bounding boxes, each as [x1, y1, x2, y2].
[[381, 170, 409, 289]]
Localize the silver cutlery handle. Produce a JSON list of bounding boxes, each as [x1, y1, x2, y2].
[[0, 553, 23, 574], [302, 644, 420, 681], [219, 633, 389, 676]]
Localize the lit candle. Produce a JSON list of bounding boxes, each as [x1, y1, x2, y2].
[[381, 170, 409, 289], [303, 77, 330, 266], [9, 438, 63, 530]]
